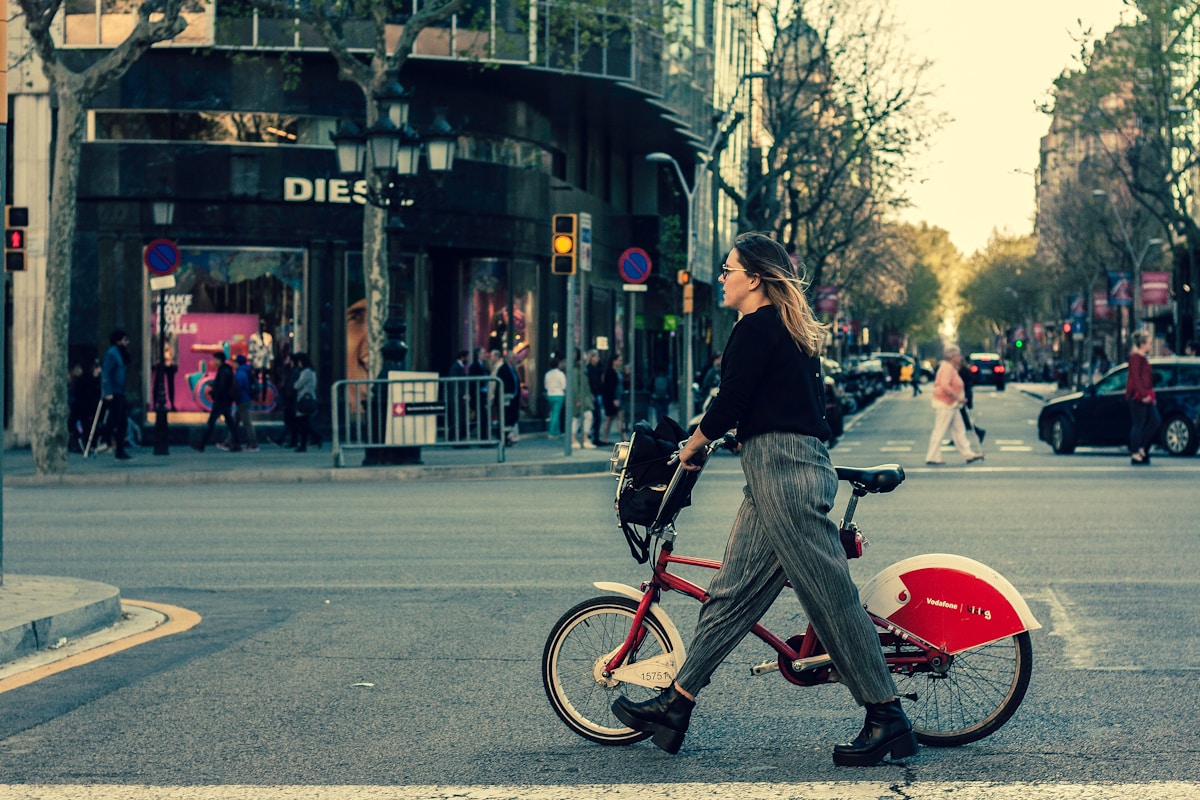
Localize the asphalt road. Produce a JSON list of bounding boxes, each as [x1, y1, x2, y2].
[[1, 387, 1198, 798]]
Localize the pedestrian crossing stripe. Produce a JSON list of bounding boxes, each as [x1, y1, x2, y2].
[[1, 782, 1197, 799]]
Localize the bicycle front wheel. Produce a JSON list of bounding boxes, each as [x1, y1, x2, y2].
[[894, 631, 1033, 747], [542, 595, 675, 746]]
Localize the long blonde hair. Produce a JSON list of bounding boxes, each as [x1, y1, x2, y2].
[[732, 232, 828, 355]]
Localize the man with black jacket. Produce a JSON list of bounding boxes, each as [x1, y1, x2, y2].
[[193, 350, 241, 452]]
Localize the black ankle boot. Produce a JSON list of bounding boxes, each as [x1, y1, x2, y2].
[[832, 698, 918, 766], [611, 686, 694, 754]]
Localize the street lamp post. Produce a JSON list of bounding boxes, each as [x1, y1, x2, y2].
[[1092, 190, 1164, 349], [150, 196, 175, 456], [646, 71, 770, 424], [645, 151, 697, 424], [332, 82, 457, 464]]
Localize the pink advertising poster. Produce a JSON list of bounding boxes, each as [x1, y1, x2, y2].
[[156, 312, 259, 414]]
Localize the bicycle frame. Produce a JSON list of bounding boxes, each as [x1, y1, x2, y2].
[[599, 482, 1040, 693], [599, 541, 953, 690]]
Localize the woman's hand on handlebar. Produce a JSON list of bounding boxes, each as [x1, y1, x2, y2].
[[677, 433, 709, 471]]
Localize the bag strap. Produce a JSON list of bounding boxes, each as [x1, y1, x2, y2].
[[620, 523, 651, 564]]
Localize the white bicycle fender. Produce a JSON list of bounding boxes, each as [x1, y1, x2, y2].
[[859, 554, 1042, 654], [593, 581, 688, 667]]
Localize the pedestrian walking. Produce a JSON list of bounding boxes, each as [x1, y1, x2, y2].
[[572, 350, 596, 449], [233, 355, 260, 451], [611, 231, 916, 766], [272, 351, 298, 447], [70, 359, 102, 453], [447, 349, 470, 442], [543, 357, 566, 438], [493, 349, 521, 445], [924, 346, 983, 465], [600, 353, 624, 444], [586, 349, 605, 445], [292, 352, 321, 452], [468, 347, 490, 440], [1126, 330, 1159, 465], [100, 329, 134, 461], [194, 350, 240, 452]]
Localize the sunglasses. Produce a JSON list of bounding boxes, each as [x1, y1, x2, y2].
[[719, 264, 748, 280]]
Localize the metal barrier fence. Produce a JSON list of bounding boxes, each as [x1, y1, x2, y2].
[[330, 376, 508, 467]]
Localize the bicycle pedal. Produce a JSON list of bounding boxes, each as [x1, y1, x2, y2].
[[750, 660, 780, 676]]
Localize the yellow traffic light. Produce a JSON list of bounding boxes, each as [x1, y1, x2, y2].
[[551, 213, 578, 275], [677, 269, 691, 285]]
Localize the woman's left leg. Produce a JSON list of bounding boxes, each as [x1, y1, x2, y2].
[[742, 433, 896, 706]]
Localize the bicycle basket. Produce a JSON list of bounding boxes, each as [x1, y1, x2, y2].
[[614, 417, 694, 562]]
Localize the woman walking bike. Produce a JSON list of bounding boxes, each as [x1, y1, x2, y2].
[[610, 232, 916, 766]]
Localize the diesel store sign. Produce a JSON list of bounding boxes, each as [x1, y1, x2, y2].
[[283, 177, 367, 204]]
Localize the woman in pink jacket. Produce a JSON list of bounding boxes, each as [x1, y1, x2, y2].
[[924, 345, 984, 465]]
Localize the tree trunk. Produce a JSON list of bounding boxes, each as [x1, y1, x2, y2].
[[31, 91, 87, 475]]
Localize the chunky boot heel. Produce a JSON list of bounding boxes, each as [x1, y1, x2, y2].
[[611, 686, 694, 755], [649, 726, 687, 755], [832, 698, 917, 767]]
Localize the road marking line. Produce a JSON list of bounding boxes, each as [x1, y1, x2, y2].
[[0, 600, 200, 693], [1, 782, 1198, 799]]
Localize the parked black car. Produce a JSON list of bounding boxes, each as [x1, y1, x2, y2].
[[1037, 356, 1200, 456], [839, 357, 887, 408]]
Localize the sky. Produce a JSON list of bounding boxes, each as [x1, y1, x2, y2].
[[891, 0, 1132, 256]]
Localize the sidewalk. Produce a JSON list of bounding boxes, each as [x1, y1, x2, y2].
[[1, 432, 616, 488], [0, 434, 616, 674]]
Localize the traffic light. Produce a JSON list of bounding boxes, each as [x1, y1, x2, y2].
[[677, 269, 691, 285], [5, 206, 28, 272], [550, 213, 578, 275], [1014, 338, 1025, 350]]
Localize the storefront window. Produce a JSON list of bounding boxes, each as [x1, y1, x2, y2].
[[465, 257, 538, 417], [148, 246, 305, 422]]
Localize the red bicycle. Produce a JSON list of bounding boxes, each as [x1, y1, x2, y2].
[[542, 431, 1041, 748]]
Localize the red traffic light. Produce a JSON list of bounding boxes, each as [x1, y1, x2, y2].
[[5, 228, 26, 250]]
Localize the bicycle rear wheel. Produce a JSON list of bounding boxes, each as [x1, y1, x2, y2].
[[892, 631, 1033, 746], [542, 595, 675, 745]]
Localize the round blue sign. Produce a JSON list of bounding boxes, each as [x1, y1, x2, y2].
[[144, 239, 181, 276], [618, 247, 652, 284]]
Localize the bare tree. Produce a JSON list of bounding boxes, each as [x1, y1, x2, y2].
[[15, 0, 188, 475], [251, 0, 467, 385], [1037, 173, 1133, 375], [1048, 0, 1200, 346], [728, 0, 941, 290]]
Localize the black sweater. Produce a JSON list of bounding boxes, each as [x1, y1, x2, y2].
[[699, 305, 831, 444]]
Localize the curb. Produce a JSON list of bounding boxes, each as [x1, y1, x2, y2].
[[0, 575, 123, 665], [2, 457, 612, 489]]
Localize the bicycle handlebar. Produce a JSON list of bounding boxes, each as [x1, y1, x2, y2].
[[667, 433, 737, 466]]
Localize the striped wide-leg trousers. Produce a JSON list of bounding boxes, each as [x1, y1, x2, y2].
[[674, 432, 897, 706]]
